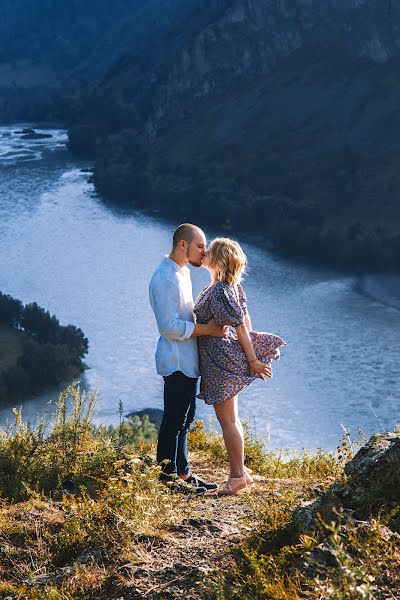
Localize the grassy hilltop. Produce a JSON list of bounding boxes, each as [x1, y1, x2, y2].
[[0, 383, 398, 599]]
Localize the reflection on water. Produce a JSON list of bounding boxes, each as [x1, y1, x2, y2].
[[0, 125, 399, 449]]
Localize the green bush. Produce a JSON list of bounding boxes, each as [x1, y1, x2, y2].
[[0, 383, 158, 501]]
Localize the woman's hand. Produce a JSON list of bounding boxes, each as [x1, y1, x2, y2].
[[234, 323, 273, 380], [249, 359, 273, 380]]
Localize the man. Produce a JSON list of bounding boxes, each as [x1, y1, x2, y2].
[[149, 223, 227, 494]]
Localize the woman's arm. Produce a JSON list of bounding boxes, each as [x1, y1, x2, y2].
[[244, 313, 252, 332], [235, 323, 272, 380], [239, 285, 253, 332]]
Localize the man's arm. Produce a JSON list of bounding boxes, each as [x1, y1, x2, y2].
[[150, 279, 227, 340], [150, 278, 193, 340], [192, 320, 228, 337]]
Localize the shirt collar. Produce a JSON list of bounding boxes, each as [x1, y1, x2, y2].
[[163, 256, 189, 275]]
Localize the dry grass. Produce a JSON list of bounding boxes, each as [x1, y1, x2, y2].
[[0, 384, 397, 599], [188, 419, 344, 482]]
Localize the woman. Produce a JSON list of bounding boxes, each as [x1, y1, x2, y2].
[[194, 237, 285, 495]]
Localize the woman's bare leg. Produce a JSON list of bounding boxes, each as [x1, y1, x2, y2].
[[214, 395, 244, 478]]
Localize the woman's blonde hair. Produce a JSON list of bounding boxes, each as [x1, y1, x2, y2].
[[208, 237, 247, 287]]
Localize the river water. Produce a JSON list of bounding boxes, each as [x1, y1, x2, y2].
[[0, 125, 399, 450]]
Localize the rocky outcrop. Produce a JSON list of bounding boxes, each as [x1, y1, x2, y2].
[[291, 431, 400, 582], [293, 432, 400, 533], [298, 518, 400, 581], [140, 0, 400, 143], [71, 0, 400, 147]]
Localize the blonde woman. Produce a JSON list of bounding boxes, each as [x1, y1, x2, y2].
[[194, 238, 285, 495]]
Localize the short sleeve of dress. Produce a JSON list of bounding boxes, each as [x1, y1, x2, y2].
[[210, 283, 244, 326], [237, 284, 248, 316]]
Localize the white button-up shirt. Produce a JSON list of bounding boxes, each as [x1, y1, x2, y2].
[[149, 257, 199, 378]]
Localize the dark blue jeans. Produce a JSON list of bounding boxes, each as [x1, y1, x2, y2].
[[157, 371, 197, 478]]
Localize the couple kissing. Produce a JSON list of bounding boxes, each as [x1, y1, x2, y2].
[[149, 223, 285, 496]]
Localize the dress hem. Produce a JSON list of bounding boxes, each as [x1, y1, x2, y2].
[[197, 377, 255, 405]]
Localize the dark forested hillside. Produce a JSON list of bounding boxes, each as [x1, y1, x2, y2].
[[0, 0, 217, 121], [65, 0, 400, 270]]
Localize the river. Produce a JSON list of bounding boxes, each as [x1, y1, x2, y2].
[[0, 124, 399, 450]]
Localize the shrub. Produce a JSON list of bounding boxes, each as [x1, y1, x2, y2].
[[0, 383, 158, 501], [188, 419, 342, 481]]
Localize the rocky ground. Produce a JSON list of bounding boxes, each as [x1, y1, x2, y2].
[[10, 463, 304, 599], [112, 460, 306, 600]]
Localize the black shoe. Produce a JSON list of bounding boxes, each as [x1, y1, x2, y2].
[[184, 473, 218, 491], [162, 475, 207, 495]]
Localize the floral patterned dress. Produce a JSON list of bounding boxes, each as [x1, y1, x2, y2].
[[194, 282, 286, 405]]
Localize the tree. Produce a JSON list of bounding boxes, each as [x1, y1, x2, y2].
[[3, 365, 30, 400], [21, 303, 60, 343], [59, 325, 88, 361], [0, 293, 23, 327]]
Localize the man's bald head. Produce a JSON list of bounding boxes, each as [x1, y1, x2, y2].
[[170, 223, 206, 268], [172, 223, 204, 249]]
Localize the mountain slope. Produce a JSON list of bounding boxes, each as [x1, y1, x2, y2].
[[0, 0, 217, 121], [2, 0, 399, 269], [67, 0, 400, 269]]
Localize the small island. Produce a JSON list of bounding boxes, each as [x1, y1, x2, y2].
[[0, 292, 88, 405], [14, 128, 53, 140]]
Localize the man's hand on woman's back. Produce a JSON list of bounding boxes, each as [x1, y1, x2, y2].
[[206, 319, 230, 337], [192, 319, 229, 338]]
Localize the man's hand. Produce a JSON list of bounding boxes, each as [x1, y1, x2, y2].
[[206, 319, 230, 337], [192, 319, 229, 338]]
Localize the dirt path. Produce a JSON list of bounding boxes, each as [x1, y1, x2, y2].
[[112, 460, 299, 599]]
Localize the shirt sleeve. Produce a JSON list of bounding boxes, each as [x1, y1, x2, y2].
[[149, 278, 195, 341], [210, 283, 244, 326], [238, 284, 249, 316]]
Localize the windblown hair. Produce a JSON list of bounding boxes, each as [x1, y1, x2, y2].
[[172, 223, 202, 248], [208, 237, 247, 287]]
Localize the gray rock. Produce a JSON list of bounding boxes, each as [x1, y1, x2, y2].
[[76, 546, 102, 565], [303, 539, 343, 572], [345, 432, 400, 480], [127, 408, 164, 431], [293, 431, 400, 534], [24, 569, 67, 586], [299, 517, 400, 578], [20, 132, 52, 140]]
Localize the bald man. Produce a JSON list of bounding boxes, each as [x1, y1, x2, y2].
[[149, 224, 226, 494]]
